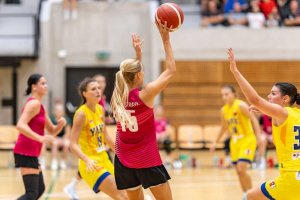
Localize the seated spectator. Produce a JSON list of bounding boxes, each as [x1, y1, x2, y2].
[[259, 0, 277, 18], [277, 0, 292, 24], [154, 105, 173, 166], [247, 0, 266, 28], [201, 0, 226, 27], [224, 0, 249, 13], [284, 0, 300, 25], [49, 102, 72, 170], [227, 2, 248, 26]]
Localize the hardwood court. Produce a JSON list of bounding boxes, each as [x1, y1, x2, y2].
[[0, 150, 278, 200]]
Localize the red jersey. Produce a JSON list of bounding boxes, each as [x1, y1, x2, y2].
[[115, 88, 162, 168], [14, 97, 45, 157]]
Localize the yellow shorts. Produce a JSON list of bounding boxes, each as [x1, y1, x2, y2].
[[230, 135, 256, 164], [262, 171, 300, 200], [78, 151, 114, 193]]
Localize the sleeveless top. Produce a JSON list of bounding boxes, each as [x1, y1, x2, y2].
[[116, 88, 162, 168], [14, 97, 45, 157]]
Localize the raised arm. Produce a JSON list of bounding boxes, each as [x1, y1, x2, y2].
[[227, 48, 287, 124], [140, 21, 176, 107], [132, 33, 142, 62]]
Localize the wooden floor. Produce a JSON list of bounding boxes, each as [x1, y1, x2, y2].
[[0, 150, 279, 200]]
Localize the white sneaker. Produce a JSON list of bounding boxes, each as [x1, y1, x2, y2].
[[64, 184, 79, 200], [258, 161, 267, 170], [60, 160, 67, 170], [51, 159, 58, 170]]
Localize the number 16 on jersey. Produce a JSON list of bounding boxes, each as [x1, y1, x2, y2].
[[121, 110, 139, 132]]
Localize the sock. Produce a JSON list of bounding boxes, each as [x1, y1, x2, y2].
[[37, 172, 45, 199], [17, 174, 39, 200], [242, 192, 247, 200]]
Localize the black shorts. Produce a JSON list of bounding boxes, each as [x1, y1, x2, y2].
[[114, 155, 171, 190], [14, 153, 39, 169]]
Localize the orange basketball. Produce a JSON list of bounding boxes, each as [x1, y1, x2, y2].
[[155, 3, 184, 32]]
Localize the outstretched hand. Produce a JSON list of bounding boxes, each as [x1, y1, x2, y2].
[[227, 48, 238, 72], [132, 33, 143, 61], [156, 19, 170, 41]]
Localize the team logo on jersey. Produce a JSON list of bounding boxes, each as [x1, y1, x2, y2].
[[296, 172, 300, 180], [292, 153, 300, 160], [269, 180, 276, 189]]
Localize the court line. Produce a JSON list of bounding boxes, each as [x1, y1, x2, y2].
[[44, 169, 60, 200]]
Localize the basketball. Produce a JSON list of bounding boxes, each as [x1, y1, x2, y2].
[[155, 3, 184, 32]]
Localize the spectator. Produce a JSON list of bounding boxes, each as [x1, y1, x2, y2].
[[284, 0, 300, 25], [224, 0, 248, 13], [201, 0, 226, 27], [227, 2, 248, 26], [247, 0, 266, 28]]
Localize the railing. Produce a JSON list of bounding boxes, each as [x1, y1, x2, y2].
[[0, 3, 41, 58]]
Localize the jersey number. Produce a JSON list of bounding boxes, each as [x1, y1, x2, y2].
[[293, 126, 300, 150], [121, 110, 138, 132]]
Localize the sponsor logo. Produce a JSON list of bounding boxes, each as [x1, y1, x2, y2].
[[269, 180, 276, 189], [292, 153, 300, 160]]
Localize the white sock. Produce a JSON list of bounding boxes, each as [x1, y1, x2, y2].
[[64, 9, 70, 20], [68, 177, 78, 188], [242, 192, 247, 200], [71, 9, 78, 20]]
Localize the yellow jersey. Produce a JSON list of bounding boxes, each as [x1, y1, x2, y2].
[[75, 104, 106, 157], [222, 99, 255, 138], [272, 107, 300, 171]]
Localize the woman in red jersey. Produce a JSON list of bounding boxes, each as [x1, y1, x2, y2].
[[110, 22, 175, 200], [14, 73, 66, 200]]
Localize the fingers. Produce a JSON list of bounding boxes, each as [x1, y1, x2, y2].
[[132, 33, 143, 48], [86, 160, 101, 172], [156, 19, 171, 32]]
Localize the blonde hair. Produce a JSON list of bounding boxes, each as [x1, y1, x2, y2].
[[111, 58, 142, 124]]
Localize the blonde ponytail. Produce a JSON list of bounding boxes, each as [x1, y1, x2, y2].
[[111, 71, 131, 124], [111, 58, 142, 125]]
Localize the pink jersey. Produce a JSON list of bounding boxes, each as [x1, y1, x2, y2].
[[14, 97, 45, 157], [115, 88, 162, 168]]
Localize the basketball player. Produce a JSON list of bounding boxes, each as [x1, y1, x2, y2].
[[210, 84, 261, 195], [14, 73, 66, 199], [110, 22, 175, 199], [69, 77, 127, 199], [228, 48, 300, 200]]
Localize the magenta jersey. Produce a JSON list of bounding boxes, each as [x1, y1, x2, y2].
[[14, 97, 46, 157], [115, 88, 162, 168]]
